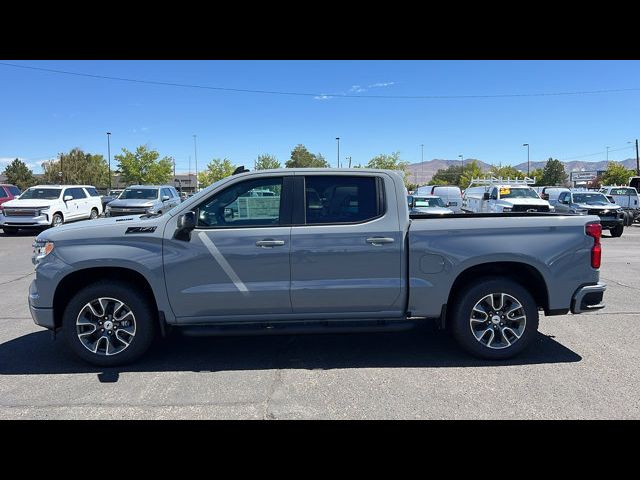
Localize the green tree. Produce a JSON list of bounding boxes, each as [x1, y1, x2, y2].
[[432, 164, 464, 185], [489, 164, 526, 179], [285, 144, 329, 168], [255, 154, 281, 170], [2, 158, 37, 190], [198, 158, 236, 187], [366, 152, 410, 185], [539, 158, 567, 186], [41, 148, 109, 187], [459, 160, 485, 189], [600, 161, 634, 185], [529, 168, 545, 185], [115, 145, 173, 185]]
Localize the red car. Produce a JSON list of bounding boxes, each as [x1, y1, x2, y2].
[[0, 184, 22, 209]]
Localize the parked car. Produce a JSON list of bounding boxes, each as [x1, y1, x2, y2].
[[552, 190, 624, 237], [99, 189, 124, 211], [598, 185, 639, 226], [462, 179, 553, 213], [533, 186, 568, 202], [0, 184, 21, 207], [105, 185, 181, 217], [414, 185, 463, 213], [0, 185, 103, 235], [28, 168, 606, 366], [407, 195, 454, 215]]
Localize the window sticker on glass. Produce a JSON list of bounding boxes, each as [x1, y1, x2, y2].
[[499, 187, 511, 196]]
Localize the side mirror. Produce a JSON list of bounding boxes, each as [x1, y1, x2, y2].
[[483, 192, 490, 200], [174, 211, 196, 241], [407, 196, 414, 209], [162, 195, 171, 201], [64, 195, 73, 201], [606, 195, 615, 203]]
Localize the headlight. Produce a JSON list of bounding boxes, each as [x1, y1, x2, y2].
[[145, 207, 156, 214], [32, 240, 54, 265], [503, 207, 512, 212]]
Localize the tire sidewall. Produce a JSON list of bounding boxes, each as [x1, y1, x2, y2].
[[451, 278, 539, 360], [62, 282, 156, 366]]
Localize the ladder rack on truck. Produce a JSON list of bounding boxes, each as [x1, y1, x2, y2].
[[468, 176, 536, 187]]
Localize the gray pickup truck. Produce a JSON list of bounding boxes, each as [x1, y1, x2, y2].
[[28, 169, 606, 366]]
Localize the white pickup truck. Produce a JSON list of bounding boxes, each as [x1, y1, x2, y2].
[[462, 178, 552, 213]]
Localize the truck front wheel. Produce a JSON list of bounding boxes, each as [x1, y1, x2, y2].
[[610, 224, 624, 237], [451, 278, 539, 360], [61, 282, 157, 366]]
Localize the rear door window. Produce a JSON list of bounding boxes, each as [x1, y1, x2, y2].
[[0, 188, 7, 199], [85, 187, 100, 197], [304, 175, 382, 224], [7, 186, 21, 196]]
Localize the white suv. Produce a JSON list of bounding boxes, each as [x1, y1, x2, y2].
[[0, 185, 103, 235]]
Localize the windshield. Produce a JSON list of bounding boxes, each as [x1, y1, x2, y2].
[[573, 193, 610, 205], [108, 190, 122, 197], [414, 197, 446, 208], [499, 188, 540, 199], [19, 188, 61, 200], [119, 188, 158, 200]]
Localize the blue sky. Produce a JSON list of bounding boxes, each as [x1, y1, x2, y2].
[[1, 60, 639, 173]]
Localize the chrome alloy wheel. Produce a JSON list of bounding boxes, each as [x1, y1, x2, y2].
[[76, 297, 137, 356], [52, 215, 63, 227], [469, 293, 526, 350]]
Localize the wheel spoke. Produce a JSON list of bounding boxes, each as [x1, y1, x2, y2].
[[469, 292, 527, 350]]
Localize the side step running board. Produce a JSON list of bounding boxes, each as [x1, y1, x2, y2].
[[178, 320, 417, 337]]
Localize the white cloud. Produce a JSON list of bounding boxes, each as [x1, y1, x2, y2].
[[314, 94, 332, 100], [368, 81, 395, 88], [349, 85, 367, 93]]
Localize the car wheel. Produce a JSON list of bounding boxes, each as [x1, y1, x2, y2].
[[625, 211, 633, 226], [451, 278, 539, 360], [52, 213, 64, 227], [611, 224, 624, 237], [61, 281, 157, 366], [90, 208, 99, 220], [2, 226, 19, 235]]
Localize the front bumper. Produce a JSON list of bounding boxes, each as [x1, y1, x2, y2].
[[571, 282, 606, 314], [599, 217, 623, 229], [0, 214, 50, 227], [29, 281, 55, 328]]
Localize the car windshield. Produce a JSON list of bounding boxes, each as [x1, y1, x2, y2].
[[573, 193, 609, 205], [500, 188, 539, 199], [19, 188, 61, 200], [108, 190, 122, 197], [119, 188, 158, 200], [414, 197, 446, 208]]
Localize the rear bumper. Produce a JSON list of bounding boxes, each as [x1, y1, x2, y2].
[[571, 282, 606, 314]]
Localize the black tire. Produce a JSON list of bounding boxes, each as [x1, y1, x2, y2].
[[622, 211, 630, 226], [51, 212, 64, 228], [450, 277, 539, 360], [90, 208, 99, 220], [61, 281, 157, 366], [610, 223, 624, 237], [626, 211, 634, 226], [2, 226, 19, 235]]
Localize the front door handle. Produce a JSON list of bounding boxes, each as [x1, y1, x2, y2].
[[366, 237, 395, 246], [256, 239, 285, 248]]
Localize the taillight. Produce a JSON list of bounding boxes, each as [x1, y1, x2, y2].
[[586, 223, 602, 269]]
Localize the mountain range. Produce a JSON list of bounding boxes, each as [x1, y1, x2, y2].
[[405, 158, 639, 184]]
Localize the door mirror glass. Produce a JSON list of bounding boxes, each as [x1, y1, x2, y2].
[[174, 211, 197, 241], [407, 195, 414, 209]]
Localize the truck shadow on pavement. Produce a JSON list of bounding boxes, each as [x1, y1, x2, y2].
[[0, 323, 581, 379]]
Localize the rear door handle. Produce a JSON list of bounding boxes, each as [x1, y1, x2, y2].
[[366, 237, 395, 246], [256, 239, 286, 248]]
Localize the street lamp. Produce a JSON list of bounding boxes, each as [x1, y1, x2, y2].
[[336, 137, 340, 168], [523, 143, 530, 176], [346, 156, 352, 168], [106, 132, 112, 190], [420, 144, 424, 184], [606, 146, 610, 162], [459, 154, 463, 168], [193, 135, 198, 191]]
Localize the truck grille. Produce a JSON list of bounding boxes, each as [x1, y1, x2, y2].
[[3, 208, 38, 217], [511, 205, 550, 212], [108, 208, 147, 216]]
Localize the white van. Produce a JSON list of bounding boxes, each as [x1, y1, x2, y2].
[[462, 178, 552, 213], [415, 185, 463, 213]]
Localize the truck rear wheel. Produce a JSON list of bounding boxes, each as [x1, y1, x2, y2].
[[610, 224, 624, 237], [451, 278, 539, 360], [61, 281, 157, 366]]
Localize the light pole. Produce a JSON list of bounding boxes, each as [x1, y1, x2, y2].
[[606, 146, 610, 162], [336, 137, 340, 168], [523, 143, 530, 176], [628, 141, 640, 175], [193, 135, 198, 191], [346, 156, 352, 168], [106, 132, 112, 190], [420, 144, 424, 184], [459, 154, 463, 168]]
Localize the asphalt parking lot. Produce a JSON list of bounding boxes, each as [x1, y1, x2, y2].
[[1, 224, 639, 419]]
